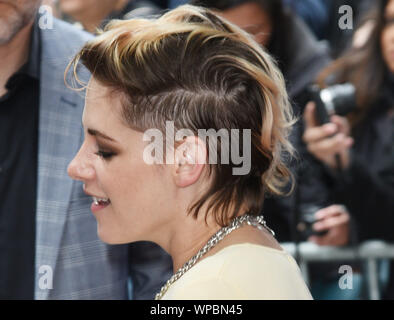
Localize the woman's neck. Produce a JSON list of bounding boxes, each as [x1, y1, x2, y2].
[[166, 215, 222, 273], [162, 212, 281, 273]]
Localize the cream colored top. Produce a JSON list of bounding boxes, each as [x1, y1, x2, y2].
[[162, 243, 313, 300]]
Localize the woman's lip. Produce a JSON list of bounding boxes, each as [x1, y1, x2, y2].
[[91, 201, 110, 213], [83, 186, 109, 200]]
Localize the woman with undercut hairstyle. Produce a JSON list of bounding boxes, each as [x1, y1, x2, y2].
[[67, 5, 312, 299]]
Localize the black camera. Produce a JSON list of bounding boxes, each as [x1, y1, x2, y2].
[[296, 83, 357, 239], [308, 83, 356, 125]]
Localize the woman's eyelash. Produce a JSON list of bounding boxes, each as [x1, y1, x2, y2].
[[95, 150, 115, 159]]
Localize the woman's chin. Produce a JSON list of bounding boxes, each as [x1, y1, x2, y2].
[[96, 225, 126, 245]]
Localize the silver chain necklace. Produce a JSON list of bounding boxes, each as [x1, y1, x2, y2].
[[155, 214, 275, 300]]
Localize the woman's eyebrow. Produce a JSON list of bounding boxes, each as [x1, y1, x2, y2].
[[87, 128, 118, 143]]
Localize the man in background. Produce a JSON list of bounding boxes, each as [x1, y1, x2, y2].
[[0, 0, 171, 299]]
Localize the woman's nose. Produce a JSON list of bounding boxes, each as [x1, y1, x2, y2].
[[67, 151, 95, 182]]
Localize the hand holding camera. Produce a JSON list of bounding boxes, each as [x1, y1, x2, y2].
[[303, 102, 353, 169], [302, 83, 357, 170], [308, 205, 350, 247]]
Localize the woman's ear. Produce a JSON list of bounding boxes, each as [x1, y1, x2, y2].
[[173, 136, 207, 188]]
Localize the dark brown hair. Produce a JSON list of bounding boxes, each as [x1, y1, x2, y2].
[[316, 0, 390, 129], [68, 5, 295, 226]]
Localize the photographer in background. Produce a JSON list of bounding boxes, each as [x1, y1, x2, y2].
[[0, 0, 171, 299], [302, 0, 394, 299]]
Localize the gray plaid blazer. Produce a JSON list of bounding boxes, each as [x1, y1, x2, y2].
[[34, 17, 171, 299]]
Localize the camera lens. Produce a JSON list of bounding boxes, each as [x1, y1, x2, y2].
[[320, 83, 356, 116]]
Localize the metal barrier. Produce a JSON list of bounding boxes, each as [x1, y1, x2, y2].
[[280, 240, 394, 300]]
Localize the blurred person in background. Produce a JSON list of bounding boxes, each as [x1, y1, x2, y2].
[[0, 0, 171, 299], [58, 0, 161, 33], [170, 0, 375, 57], [302, 0, 394, 299]]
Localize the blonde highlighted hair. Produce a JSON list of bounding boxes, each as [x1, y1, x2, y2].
[[68, 5, 295, 226]]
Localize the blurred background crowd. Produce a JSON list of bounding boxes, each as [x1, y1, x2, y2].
[[36, 0, 394, 299]]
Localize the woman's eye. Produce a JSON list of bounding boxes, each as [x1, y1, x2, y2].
[[95, 150, 115, 159]]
